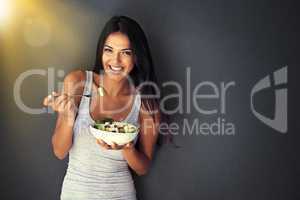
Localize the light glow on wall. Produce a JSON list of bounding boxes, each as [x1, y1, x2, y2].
[[0, 0, 12, 25]]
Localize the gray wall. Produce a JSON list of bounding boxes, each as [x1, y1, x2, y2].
[[1, 0, 298, 199]]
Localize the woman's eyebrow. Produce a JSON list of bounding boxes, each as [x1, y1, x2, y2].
[[104, 44, 132, 51], [121, 48, 132, 51], [104, 45, 113, 49]]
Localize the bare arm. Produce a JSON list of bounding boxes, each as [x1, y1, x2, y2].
[[121, 103, 161, 175], [43, 70, 84, 160], [51, 109, 75, 160]]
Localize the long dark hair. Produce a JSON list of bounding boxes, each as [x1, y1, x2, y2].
[[94, 16, 159, 118]]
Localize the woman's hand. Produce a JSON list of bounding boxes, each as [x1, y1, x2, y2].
[[96, 139, 134, 150], [43, 91, 77, 120]]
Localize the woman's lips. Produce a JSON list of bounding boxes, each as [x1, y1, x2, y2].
[[107, 65, 124, 75], [110, 65, 123, 71]]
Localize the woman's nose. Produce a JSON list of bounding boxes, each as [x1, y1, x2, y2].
[[111, 52, 121, 64]]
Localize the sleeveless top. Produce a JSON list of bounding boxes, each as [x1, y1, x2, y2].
[[60, 71, 141, 200]]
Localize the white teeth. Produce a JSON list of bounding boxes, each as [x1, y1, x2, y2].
[[110, 65, 123, 71]]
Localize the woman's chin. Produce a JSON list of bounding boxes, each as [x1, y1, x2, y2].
[[105, 71, 129, 81]]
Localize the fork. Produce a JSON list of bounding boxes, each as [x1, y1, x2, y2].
[[50, 87, 105, 98]]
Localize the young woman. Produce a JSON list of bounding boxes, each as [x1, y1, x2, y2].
[[43, 16, 161, 200]]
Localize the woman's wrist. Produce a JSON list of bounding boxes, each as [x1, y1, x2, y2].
[[59, 112, 76, 127], [122, 144, 136, 155]]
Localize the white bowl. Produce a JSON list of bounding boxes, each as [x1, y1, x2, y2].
[[89, 125, 139, 146]]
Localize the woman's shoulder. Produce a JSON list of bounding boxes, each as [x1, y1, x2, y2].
[[64, 69, 86, 83], [63, 69, 88, 95]]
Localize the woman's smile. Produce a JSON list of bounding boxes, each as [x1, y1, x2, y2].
[[102, 32, 135, 79], [108, 65, 124, 74]]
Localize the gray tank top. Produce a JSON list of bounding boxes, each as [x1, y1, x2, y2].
[[60, 70, 141, 200]]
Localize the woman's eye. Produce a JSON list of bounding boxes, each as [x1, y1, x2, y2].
[[104, 48, 113, 53], [121, 51, 132, 56]]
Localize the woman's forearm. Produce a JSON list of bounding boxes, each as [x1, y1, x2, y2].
[[122, 147, 151, 176], [51, 114, 75, 160]]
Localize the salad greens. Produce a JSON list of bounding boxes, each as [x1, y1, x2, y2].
[[94, 118, 138, 133]]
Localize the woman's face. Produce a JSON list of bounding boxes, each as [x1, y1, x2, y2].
[[102, 32, 135, 81]]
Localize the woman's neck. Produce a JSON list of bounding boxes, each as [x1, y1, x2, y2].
[[95, 73, 132, 97]]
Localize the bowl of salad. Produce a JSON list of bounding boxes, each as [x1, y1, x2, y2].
[[89, 118, 139, 145]]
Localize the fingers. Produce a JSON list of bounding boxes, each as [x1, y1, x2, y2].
[[96, 139, 133, 150], [97, 139, 111, 150], [111, 142, 125, 150], [43, 92, 60, 107], [65, 97, 75, 112], [43, 92, 76, 115], [53, 94, 68, 112], [124, 142, 134, 149], [43, 93, 55, 106], [96, 139, 122, 150], [50, 94, 64, 112]]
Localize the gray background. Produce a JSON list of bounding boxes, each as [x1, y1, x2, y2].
[[0, 0, 298, 199]]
